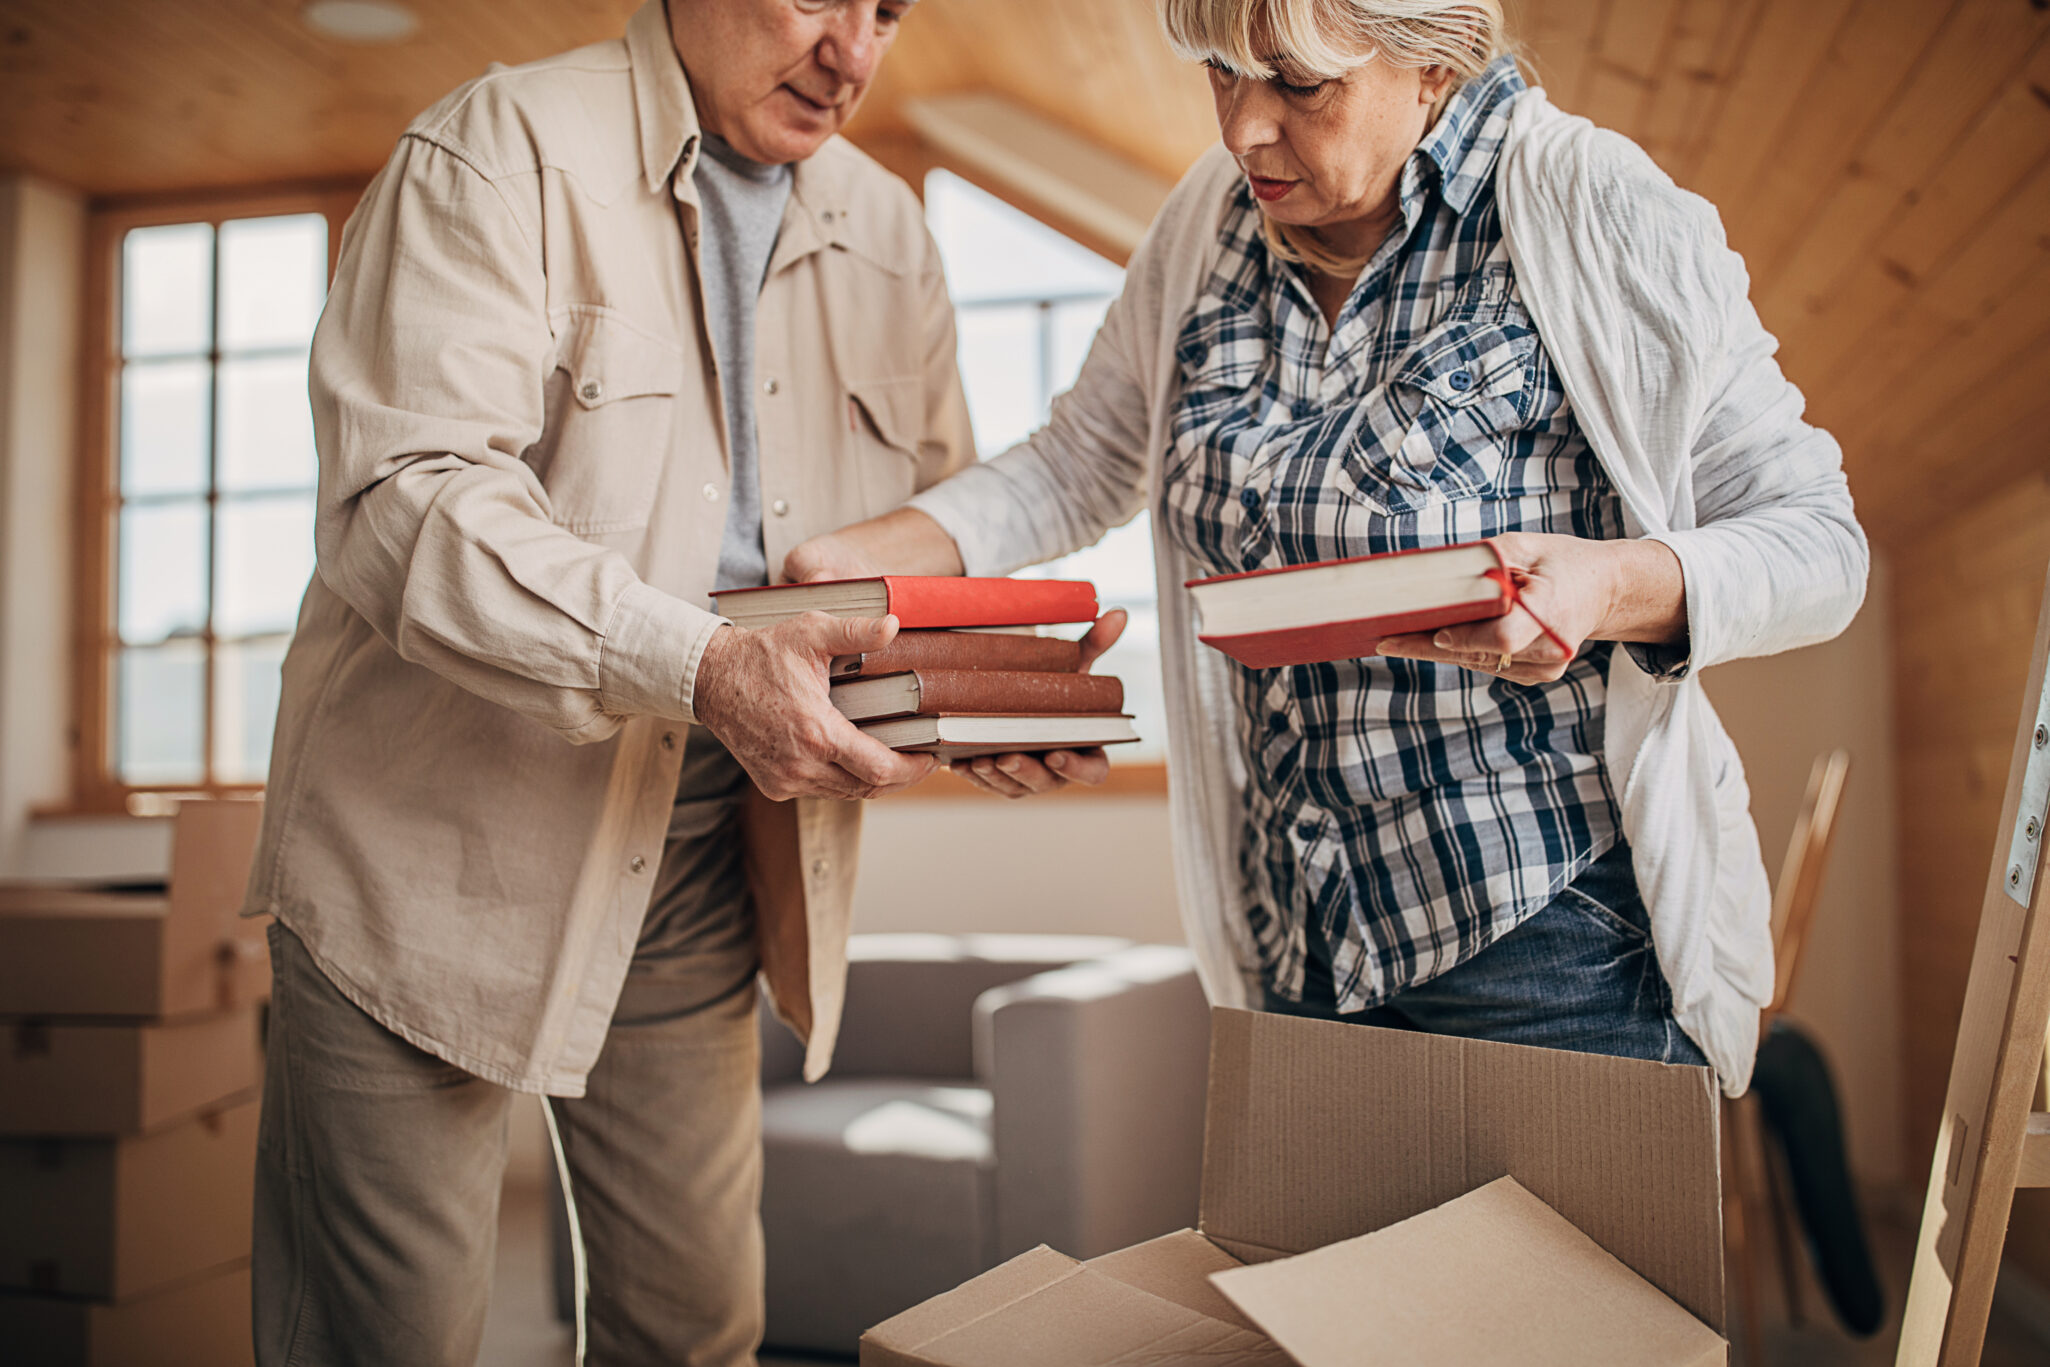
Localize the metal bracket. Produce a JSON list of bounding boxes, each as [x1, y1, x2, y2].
[[2006, 667, 2050, 908]]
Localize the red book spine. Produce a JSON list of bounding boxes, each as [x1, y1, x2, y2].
[[879, 577, 1099, 629]]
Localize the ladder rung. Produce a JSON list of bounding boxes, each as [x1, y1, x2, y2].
[[2021, 1113, 2050, 1188]]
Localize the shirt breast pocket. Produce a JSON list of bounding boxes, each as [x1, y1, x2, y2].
[[1341, 318, 1539, 516], [846, 375, 923, 517], [530, 308, 685, 535]]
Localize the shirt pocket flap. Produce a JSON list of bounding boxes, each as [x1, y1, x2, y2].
[[554, 308, 684, 408], [1398, 321, 1535, 409], [848, 376, 923, 454]]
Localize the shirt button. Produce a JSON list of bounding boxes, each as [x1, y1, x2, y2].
[[771, 498, 790, 517], [578, 378, 603, 403], [629, 855, 647, 874], [811, 858, 830, 879], [702, 483, 720, 502], [763, 377, 780, 396], [1239, 487, 1261, 512], [661, 732, 678, 751], [1295, 821, 1318, 841], [1447, 369, 1473, 392]]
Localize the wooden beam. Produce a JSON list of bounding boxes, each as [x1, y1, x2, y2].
[[900, 92, 1173, 265]]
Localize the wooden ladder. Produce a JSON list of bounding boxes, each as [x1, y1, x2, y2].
[[1897, 565, 2050, 1365]]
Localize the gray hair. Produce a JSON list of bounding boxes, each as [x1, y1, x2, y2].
[[1158, 0, 1507, 84]]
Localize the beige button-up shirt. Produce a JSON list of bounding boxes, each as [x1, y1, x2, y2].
[[243, 1, 974, 1092]]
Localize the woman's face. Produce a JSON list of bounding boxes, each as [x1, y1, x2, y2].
[[1207, 53, 1454, 238]]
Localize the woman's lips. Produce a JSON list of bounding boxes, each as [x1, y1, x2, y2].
[[1248, 175, 1295, 202]]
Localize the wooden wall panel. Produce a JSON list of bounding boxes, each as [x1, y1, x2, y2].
[[1631, 0, 1767, 179], [1682, 0, 1855, 212], [1717, 0, 1954, 279]]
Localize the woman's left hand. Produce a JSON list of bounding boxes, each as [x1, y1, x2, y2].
[[1375, 532, 1685, 685]]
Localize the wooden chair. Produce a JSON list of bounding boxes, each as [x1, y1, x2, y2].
[[1724, 748, 1854, 1365]]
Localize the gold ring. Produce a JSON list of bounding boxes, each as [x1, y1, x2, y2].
[[1495, 651, 1513, 672]]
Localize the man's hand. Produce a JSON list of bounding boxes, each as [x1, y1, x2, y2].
[[953, 609, 1127, 799], [694, 612, 939, 801], [1375, 533, 1686, 685]]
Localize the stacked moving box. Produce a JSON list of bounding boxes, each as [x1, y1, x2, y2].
[[0, 801, 267, 1367]]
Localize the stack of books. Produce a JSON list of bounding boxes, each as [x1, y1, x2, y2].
[[712, 576, 1139, 763]]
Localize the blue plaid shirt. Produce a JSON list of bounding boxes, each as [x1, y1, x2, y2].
[[1162, 58, 1630, 1010]]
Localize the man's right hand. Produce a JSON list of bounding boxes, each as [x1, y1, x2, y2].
[[693, 612, 939, 801]]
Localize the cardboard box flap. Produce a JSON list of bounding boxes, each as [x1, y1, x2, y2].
[[864, 1245, 1081, 1363], [1198, 1008, 1724, 1331], [1210, 1176, 1724, 1367], [862, 1242, 1290, 1367], [1085, 1230, 1258, 1332]]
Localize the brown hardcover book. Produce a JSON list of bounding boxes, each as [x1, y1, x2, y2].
[[829, 630, 1083, 680], [830, 669, 1124, 723]]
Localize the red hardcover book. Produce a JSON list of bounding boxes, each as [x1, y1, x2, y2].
[[1186, 541, 1511, 669], [712, 577, 1099, 630]]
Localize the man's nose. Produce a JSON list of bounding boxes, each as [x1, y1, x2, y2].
[[817, 4, 884, 87]]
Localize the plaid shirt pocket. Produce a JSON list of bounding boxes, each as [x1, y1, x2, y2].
[[1337, 317, 1540, 515]]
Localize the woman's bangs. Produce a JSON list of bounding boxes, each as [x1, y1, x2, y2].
[[1160, 0, 1362, 82]]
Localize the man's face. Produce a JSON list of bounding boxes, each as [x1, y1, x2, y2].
[[671, 0, 914, 165]]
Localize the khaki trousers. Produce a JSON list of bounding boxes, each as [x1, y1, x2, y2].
[[253, 814, 762, 1367]]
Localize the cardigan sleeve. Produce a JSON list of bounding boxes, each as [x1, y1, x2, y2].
[[1560, 127, 1870, 678], [1641, 206, 1868, 675], [904, 285, 1154, 577], [905, 147, 1239, 577]]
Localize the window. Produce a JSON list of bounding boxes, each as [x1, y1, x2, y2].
[[924, 170, 1167, 766], [75, 190, 354, 811]]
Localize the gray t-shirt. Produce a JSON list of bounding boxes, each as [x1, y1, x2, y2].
[[692, 132, 792, 594]]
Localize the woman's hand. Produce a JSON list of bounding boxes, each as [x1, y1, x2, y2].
[[953, 609, 1127, 799], [785, 508, 966, 583], [1375, 533, 1686, 685]]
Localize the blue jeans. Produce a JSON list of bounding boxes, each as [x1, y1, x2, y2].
[[1261, 842, 1709, 1067]]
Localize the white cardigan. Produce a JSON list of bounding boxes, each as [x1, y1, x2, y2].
[[910, 90, 1868, 1095]]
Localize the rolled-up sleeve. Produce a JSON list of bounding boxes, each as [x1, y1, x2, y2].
[[310, 134, 725, 742]]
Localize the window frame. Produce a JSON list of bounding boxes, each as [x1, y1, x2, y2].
[[67, 181, 362, 816]]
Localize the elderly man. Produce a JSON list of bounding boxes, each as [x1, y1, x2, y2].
[[241, 1, 968, 1362]]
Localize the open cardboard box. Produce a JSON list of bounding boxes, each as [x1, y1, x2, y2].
[[863, 1007, 1726, 1367]]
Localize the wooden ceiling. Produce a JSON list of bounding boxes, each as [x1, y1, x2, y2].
[[2, 0, 2046, 545]]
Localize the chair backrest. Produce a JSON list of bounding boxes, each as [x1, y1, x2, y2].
[[1767, 748, 1852, 1021]]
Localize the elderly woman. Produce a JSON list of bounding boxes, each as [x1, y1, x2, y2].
[[791, 0, 1865, 1094]]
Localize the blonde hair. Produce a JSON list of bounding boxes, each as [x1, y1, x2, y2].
[[1158, 0, 1509, 276]]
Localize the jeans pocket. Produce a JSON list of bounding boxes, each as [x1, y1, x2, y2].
[[1555, 876, 1652, 945]]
